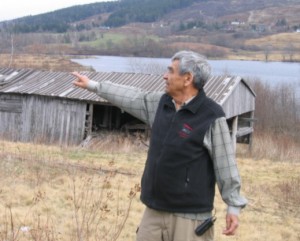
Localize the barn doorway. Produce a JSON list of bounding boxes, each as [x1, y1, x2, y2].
[[84, 103, 146, 138]]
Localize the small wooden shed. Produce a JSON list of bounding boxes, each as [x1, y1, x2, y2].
[[0, 68, 255, 146]]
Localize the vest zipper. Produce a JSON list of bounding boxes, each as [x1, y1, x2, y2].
[[185, 167, 190, 187], [153, 110, 177, 202], [162, 111, 177, 145]]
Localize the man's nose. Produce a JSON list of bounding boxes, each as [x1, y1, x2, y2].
[[163, 72, 168, 80]]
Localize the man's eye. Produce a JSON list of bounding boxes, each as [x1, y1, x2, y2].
[[167, 67, 173, 73]]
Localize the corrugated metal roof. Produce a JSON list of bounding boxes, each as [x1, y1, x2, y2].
[[0, 68, 255, 105], [205, 75, 256, 105]]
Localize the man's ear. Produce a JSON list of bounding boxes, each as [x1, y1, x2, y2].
[[184, 73, 193, 86]]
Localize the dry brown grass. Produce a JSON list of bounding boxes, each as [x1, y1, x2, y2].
[[0, 54, 91, 72], [245, 32, 300, 49], [0, 133, 299, 241], [218, 32, 300, 61], [0, 138, 145, 241], [227, 49, 300, 62], [239, 132, 300, 163], [234, 32, 300, 62]]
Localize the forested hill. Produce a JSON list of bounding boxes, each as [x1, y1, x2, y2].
[[104, 0, 198, 27], [0, 0, 200, 33], [1, 0, 299, 34]]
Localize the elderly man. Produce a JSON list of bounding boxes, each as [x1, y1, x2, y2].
[[72, 50, 247, 241]]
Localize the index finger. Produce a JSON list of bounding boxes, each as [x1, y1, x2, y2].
[[71, 71, 80, 78]]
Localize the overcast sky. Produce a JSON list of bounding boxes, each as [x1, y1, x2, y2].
[[0, 1, 114, 21]]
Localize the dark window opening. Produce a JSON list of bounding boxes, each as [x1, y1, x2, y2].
[[226, 112, 255, 145], [91, 104, 145, 132]]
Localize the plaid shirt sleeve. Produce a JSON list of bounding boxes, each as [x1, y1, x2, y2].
[[87, 80, 163, 126], [204, 117, 248, 215]]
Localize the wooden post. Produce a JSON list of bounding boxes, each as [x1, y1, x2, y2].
[[86, 103, 93, 136], [248, 111, 254, 151], [115, 108, 121, 128]]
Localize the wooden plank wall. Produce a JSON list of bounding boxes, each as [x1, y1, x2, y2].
[[222, 83, 255, 119], [0, 95, 23, 141], [0, 94, 87, 145]]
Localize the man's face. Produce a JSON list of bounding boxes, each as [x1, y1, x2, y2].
[[163, 60, 185, 97]]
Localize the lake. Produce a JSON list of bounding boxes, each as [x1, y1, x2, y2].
[[72, 55, 300, 98]]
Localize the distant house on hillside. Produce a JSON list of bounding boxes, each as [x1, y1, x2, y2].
[[256, 24, 267, 32], [0, 68, 255, 148], [231, 21, 245, 26]]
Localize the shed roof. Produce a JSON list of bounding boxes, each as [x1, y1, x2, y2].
[[0, 67, 255, 110]]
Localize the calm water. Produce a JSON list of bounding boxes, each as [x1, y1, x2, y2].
[[72, 55, 300, 97]]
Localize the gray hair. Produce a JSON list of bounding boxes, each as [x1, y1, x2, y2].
[[171, 50, 211, 90]]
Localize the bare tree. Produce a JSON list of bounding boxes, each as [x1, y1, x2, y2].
[[250, 78, 300, 141], [263, 44, 272, 62], [128, 58, 166, 75], [9, 34, 14, 68], [284, 43, 295, 62]]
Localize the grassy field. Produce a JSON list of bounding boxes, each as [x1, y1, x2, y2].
[[238, 32, 300, 62], [0, 54, 92, 72], [82, 32, 160, 49], [0, 133, 299, 241], [245, 32, 300, 49]]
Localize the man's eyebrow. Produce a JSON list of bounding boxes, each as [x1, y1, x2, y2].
[[167, 66, 173, 71]]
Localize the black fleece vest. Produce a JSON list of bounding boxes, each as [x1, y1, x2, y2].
[[140, 91, 225, 213]]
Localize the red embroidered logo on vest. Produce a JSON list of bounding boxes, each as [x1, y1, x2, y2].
[[179, 123, 193, 138]]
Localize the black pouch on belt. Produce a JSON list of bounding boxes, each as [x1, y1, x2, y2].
[[195, 217, 216, 236]]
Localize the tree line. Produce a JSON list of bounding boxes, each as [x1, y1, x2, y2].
[[250, 79, 300, 142], [0, 2, 117, 33], [0, 0, 205, 33], [105, 0, 201, 27]]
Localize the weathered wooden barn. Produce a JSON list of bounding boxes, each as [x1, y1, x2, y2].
[[0, 68, 255, 147]]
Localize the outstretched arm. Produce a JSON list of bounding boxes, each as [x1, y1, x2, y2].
[[71, 72, 163, 126]]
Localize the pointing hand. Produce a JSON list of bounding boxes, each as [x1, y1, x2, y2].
[[72, 71, 90, 89]]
